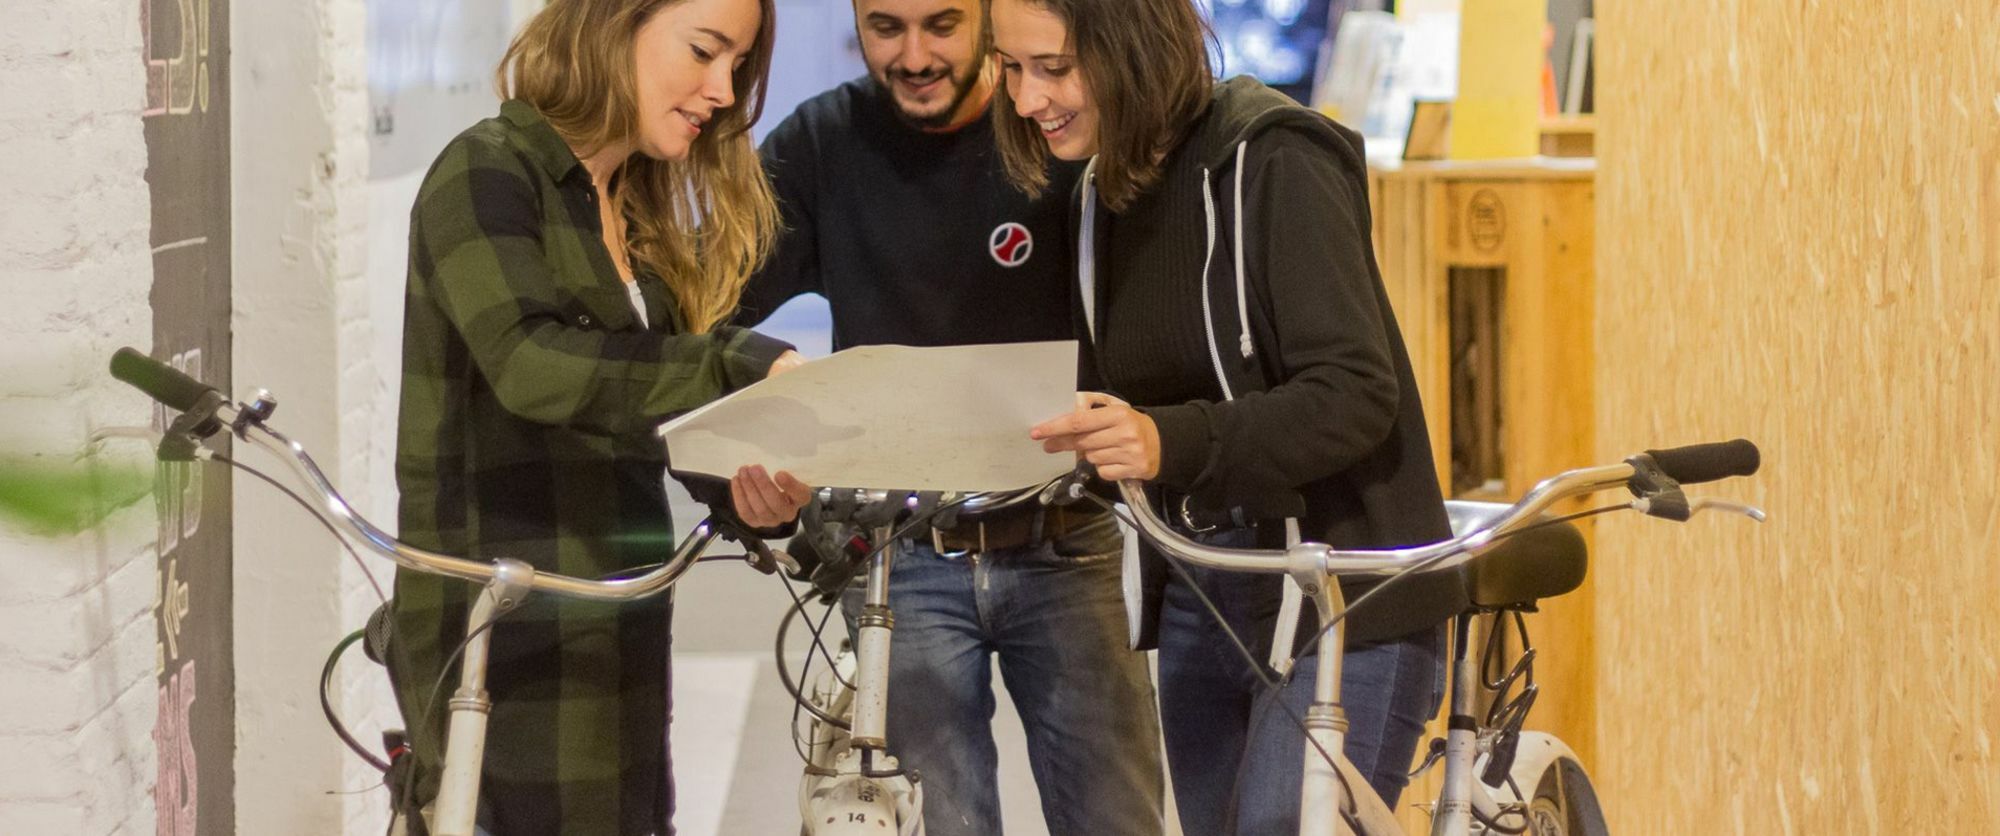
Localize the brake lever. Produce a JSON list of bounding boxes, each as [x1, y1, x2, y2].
[[705, 513, 795, 576], [1406, 736, 1446, 779], [739, 536, 787, 575], [760, 547, 803, 576], [1628, 494, 1690, 521], [698, 549, 801, 576], [1631, 496, 1767, 522], [157, 390, 231, 462], [1038, 461, 1095, 506], [1688, 498, 1767, 522]]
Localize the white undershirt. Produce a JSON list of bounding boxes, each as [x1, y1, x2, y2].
[[625, 280, 649, 329]]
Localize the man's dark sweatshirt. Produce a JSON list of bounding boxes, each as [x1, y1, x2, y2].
[[736, 78, 1082, 350]]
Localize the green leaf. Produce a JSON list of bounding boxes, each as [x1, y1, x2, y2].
[[0, 454, 156, 536]]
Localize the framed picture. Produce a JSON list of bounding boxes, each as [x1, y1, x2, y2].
[[1403, 99, 1452, 160], [1564, 18, 1595, 115]]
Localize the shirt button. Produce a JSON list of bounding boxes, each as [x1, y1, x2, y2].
[[578, 314, 594, 327]]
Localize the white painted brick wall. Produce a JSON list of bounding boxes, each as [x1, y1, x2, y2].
[[0, 2, 541, 832], [325, 0, 406, 831], [232, 0, 391, 832], [0, 1, 161, 833]]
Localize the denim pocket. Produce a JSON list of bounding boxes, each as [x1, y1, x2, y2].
[[1048, 513, 1126, 558]]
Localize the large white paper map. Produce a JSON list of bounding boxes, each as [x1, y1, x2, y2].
[[660, 341, 1079, 493]]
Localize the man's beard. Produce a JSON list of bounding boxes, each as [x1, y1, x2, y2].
[[880, 58, 985, 129]]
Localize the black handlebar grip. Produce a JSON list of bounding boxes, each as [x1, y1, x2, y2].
[[110, 346, 218, 412], [1642, 439, 1761, 485]]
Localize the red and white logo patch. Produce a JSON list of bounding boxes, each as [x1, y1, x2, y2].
[[989, 222, 1033, 268]]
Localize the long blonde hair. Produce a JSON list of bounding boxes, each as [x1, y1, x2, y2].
[[498, 0, 780, 333]]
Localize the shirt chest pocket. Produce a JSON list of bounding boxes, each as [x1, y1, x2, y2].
[[537, 211, 648, 332], [556, 285, 642, 332]]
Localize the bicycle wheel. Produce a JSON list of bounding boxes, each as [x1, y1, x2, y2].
[[1523, 757, 1610, 836]]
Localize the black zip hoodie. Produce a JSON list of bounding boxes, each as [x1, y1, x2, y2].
[[1076, 76, 1466, 646]]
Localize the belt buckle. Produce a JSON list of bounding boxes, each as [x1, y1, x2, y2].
[[931, 520, 986, 558], [1175, 495, 1218, 534]]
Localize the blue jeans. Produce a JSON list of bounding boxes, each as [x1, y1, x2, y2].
[[1156, 533, 1445, 836], [842, 536, 1165, 836]]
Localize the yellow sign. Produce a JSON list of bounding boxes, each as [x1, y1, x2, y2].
[[1450, 0, 1546, 160]]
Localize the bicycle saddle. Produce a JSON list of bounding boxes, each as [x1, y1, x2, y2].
[[1445, 500, 1589, 611]]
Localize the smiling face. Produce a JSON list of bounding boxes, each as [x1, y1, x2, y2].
[[991, 0, 1097, 160], [854, 0, 990, 129], [629, 0, 764, 161]]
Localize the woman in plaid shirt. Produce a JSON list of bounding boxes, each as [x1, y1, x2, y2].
[[387, 0, 808, 831]]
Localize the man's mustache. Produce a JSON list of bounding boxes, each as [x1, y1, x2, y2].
[[890, 66, 952, 84]]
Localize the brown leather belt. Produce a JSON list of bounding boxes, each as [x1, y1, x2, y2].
[[930, 504, 1095, 554]]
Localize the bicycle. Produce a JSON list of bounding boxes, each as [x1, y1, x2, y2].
[[110, 345, 1761, 835], [1072, 438, 1766, 836], [107, 347, 944, 836], [776, 481, 1074, 836]]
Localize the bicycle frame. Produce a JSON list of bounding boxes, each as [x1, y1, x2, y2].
[[795, 501, 937, 835], [207, 400, 737, 836], [219, 395, 932, 836], [110, 349, 1752, 836], [1113, 460, 1755, 836]]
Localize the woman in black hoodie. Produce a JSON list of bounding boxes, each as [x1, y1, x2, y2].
[[993, 0, 1468, 830]]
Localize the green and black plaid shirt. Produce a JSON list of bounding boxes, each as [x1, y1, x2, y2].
[[389, 99, 789, 834]]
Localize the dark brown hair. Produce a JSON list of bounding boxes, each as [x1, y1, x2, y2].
[[990, 0, 1213, 211]]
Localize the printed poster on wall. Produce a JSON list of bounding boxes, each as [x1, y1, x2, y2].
[[142, 0, 233, 831]]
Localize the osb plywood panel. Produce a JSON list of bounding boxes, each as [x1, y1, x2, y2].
[[1596, 3, 2000, 833], [1372, 174, 1453, 489], [1371, 168, 1599, 830]]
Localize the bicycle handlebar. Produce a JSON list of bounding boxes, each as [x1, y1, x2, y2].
[[222, 398, 720, 601], [1115, 439, 1757, 580], [110, 346, 1759, 606], [111, 347, 218, 413], [1638, 439, 1761, 485], [108, 347, 727, 603]]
